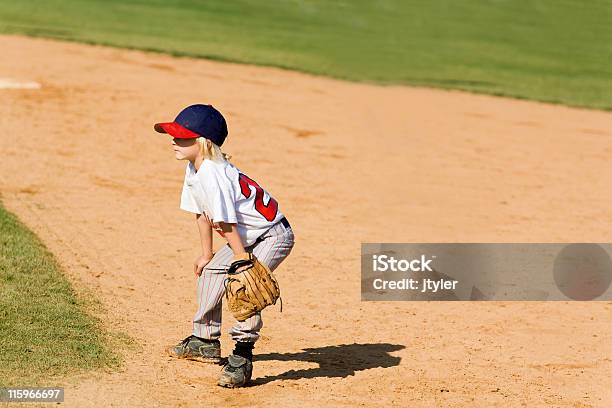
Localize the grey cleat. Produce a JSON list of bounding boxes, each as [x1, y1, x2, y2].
[[167, 335, 221, 364], [217, 354, 253, 388]]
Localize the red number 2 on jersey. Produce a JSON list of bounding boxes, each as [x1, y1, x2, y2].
[[238, 173, 278, 221]]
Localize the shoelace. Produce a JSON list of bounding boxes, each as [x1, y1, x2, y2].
[[225, 364, 242, 373], [179, 335, 196, 350], [225, 361, 250, 372]]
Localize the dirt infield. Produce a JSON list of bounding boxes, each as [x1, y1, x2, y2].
[[1, 35, 611, 407]]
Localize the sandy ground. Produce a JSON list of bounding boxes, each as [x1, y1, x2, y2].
[[0, 35, 611, 407]]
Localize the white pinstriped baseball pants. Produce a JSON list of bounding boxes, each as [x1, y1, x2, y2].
[[192, 219, 294, 342]]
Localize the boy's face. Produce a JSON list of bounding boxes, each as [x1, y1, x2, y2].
[[172, 137, 199, 161]]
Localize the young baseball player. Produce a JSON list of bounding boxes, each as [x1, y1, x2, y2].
[[154, 104, 295, 388]]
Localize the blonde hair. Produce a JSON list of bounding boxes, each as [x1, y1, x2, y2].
[[197, 137, 231, 162]]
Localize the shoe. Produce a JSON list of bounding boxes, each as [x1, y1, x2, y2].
[[217, 354, 253, 388], [166, 335, 221, 364]]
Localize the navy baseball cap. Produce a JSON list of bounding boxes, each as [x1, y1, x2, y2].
[[154, 104, 228, 146]]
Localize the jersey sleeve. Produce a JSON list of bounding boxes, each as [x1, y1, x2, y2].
[[179, 176, 201, 214], [205, 175, 238, 224]]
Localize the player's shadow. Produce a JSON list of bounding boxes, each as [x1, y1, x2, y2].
[[250, 343, 405, 386]]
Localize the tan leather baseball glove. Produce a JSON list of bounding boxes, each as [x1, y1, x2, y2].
[[224, 252, 281, 321]]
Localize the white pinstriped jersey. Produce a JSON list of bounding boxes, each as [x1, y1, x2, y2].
[[180, 160, 284, 246]]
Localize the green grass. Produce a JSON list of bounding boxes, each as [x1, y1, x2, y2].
[[0, 202, 123, 386], [0, 0, 611, 110]]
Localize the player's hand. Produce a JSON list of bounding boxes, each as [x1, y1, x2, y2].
[[194, 253, 214, 277]]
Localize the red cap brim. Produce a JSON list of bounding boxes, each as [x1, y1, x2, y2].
[[154, 122, 201, 139]]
